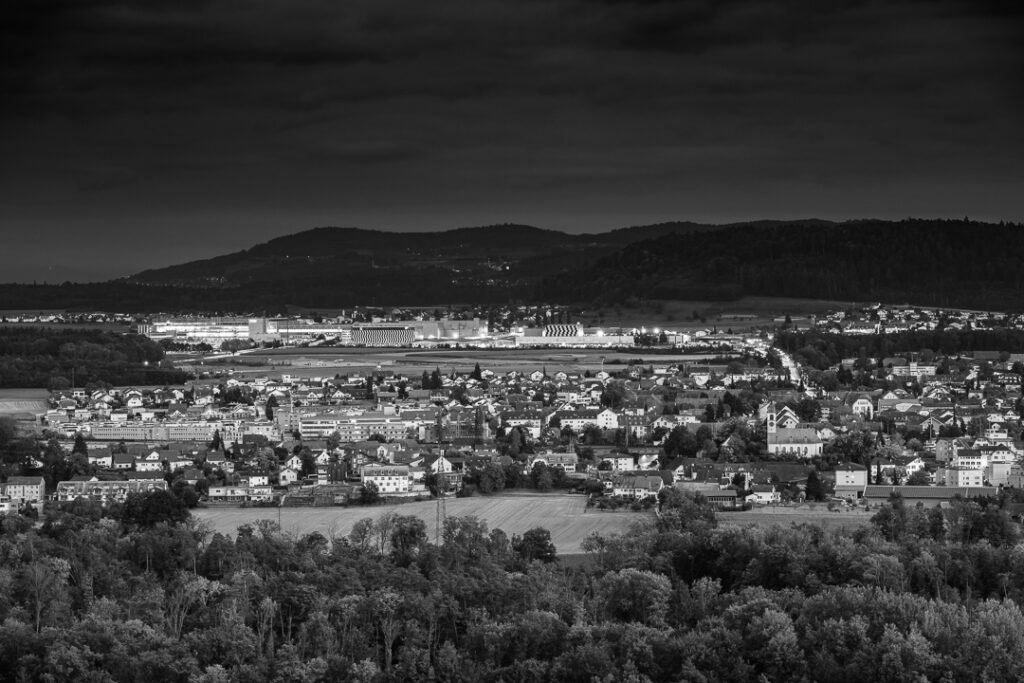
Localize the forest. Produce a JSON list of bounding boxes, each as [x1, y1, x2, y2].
[[3, 220, 1024, 312], [3, 486, 1024, 681], [0, 327, 189, 388], [776, 329, 1024, 371], [538, 219, 1024, 311]]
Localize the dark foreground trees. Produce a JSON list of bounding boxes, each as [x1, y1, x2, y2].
[[3, 490, 1024, 681]]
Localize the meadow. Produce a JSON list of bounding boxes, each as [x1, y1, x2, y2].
[[719, 505, 873, 532], [193, 492, 645, 554]]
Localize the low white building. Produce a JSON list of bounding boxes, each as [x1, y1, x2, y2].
[[361, 465, 411, 495], [1, 476, 45, 504], [611, 475, 663, 499]]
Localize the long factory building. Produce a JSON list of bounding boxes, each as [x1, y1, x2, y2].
[[138, 317, 488, 346]]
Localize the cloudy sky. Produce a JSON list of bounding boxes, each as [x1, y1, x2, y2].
[[2, 0, 1021, 282]]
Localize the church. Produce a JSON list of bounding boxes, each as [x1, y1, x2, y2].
[[764, 401, 823, 458]]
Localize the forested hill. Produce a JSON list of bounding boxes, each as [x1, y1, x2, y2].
[[125, 222, 730, 287], [1, 218, 1022, 311], [538, 219, 1024, 311]]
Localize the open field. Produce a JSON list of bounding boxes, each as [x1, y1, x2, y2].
[[193, 492, 646, 554], [719, 506, 873, 532], [581, 296, 862, 330], [0, 388, 49, 415], [189, 347, 726, 379]]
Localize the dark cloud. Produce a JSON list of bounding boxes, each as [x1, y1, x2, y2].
[[0, 0, 1021, 282]]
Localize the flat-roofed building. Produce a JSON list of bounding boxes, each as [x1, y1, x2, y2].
[[56, 478, 167, 505], [299, 411, 407, 441], [361, 464, 411, 495], [1, 476, 45, 504]]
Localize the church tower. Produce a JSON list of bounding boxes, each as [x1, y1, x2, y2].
[[766, 401, 778, 434]]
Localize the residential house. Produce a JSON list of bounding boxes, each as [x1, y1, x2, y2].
[[530, 452, 579, 473], [938, 467, 985, 487], [612, 475, 663, 499], [423, 453, 454, 474], [112, 453, 135, 470], [134, 451, 164, 472], [57, 478, 167, 505], [278, 467, 300, 486], [600, 455, 635, 472], [361, 464, 411, 495], [1, 476, 45, 504], [748, 484, 780, 505], [833, 462, 868, 500]]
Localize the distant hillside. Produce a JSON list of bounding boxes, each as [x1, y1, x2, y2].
[[588, 218, 835, 245], [1, 219, 1022, 312], [129, 224, 577, 286], [538, 218, 1024, 310]]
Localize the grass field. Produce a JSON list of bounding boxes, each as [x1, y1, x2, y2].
[[192, 492, 646, 554], [193, 347, 726, 379], [577, 296, 860, 330], [0, 388, 49, 416], [719, 506, 873, 532]]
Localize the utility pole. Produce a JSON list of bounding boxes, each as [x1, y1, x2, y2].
[[434, 485, 447, 544]]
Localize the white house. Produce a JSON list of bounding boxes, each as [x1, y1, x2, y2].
[[361, 464, 411, 495], [611, 475, 663, 499], [278, 467, 300, 486], [134, 451, 164, 472], [1, 476, 45, 504], [748, 484, 780, 505], [834, 462, 868, 499]]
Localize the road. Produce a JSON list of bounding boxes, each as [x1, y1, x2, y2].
[[771, 344, 803, 385]]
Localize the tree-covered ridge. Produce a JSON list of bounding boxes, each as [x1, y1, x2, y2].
[[4, 487, 1024, 681], [777, 328, 1024, 370], [540, 219, 1024, 311], [4, 219, 1023, 311], [0, 327, 188, 388]]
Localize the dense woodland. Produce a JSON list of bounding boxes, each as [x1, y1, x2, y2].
[[2, 488, 1024, 681], [2, 220, 1023, 311], [777, 329, 1024, 371], [0, 328, 188, 388], [539, 219, 1024, 311]]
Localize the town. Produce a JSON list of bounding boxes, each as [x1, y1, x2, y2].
[[4, 301, 1024, 521]]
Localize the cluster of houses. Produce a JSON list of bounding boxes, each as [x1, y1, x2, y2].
[[43, 386, 281, 443], [0, 476, 45, 513], [816, 304, 1024, 335], [0, 333, 1012, 509]]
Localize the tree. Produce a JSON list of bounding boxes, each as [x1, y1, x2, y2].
[[390, 515, 428, 566], [209, 429, 223, 452], [906, 470, 930, 486], [471, 363, 483, 381], [512, 527, 557, 565], [21, 558, 70, 632], [120, 489, 189, 527], [72, 432, 89, 456], [594, 568, 671, 627], [805, 469, 826, 501], [663, 425, 698, 457], [582, 424, 605, 446], [531, 462, 553, 492], [508, 427, 525, 456], [265, 394, 278, 421], [600, 383, 626, 410], [360, 481, 380, 505], [326, 430, 342, 452]]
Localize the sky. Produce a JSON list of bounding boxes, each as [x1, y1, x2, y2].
[[2, 0, 1022, 282]]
